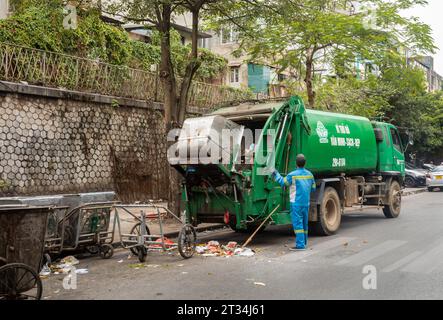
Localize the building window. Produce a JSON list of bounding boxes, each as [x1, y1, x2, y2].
[[230, 66, 240, 83], [220, 27, 238, 44], [278, 73, 287, 82], [198, 38, 209, 49]]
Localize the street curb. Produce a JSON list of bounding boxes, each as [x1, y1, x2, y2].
[[402, 188, 427, 197]]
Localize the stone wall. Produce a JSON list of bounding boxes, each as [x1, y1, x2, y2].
[[0, 83, 172, 202]]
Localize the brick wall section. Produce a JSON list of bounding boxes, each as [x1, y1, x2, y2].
[[0, 88, 171, 202]]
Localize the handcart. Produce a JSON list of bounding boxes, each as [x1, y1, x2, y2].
[[0, 192, 116, 262], [114, 203, 196, 263], [0, 205, 53, 300], [59, 201, 118, 259]]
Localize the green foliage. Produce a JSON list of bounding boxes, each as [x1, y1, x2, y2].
[[0, 1, 226, 80], [207, 0, 436, 106]]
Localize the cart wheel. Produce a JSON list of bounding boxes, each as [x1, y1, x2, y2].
[[129, 222, 151, 256], [138, 246, 147, 263], [0, 263, 42, 300], [99, 244, 114, 259], [178, 224, 196, 259], [85, 245, 100, 255]]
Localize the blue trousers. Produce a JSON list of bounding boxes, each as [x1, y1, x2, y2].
[[291, 205, 309, 249]]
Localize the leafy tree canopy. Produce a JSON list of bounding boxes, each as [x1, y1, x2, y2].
[[1, 0, 227, 80]]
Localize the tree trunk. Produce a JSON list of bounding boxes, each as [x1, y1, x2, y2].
[[305, 48, 316, 108], [158, 5, 177, 128], [177, 8, 202, 125]]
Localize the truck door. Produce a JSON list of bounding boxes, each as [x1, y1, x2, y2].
[[389, 127, 405, 173]]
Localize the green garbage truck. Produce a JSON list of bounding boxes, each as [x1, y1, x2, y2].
[[169, 96, 407, 235]]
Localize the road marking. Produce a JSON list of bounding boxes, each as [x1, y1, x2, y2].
[[401, 241, 443, 274], [281, 237, 356, 262], [335, 240, 407, 267], [382, 251, 422, 273]]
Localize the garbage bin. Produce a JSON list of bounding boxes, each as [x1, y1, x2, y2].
[[0, 205, 52, 300]]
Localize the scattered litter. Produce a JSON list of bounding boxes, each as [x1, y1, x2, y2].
[[343, 242, 349, 247], [234, 248, 255, 257], [182, 271, 188, 275], [195, 241, 255, 257], [178, 264, 184, 267], [117, 259, 124, 263], [39, 264, 51, 277], [254, 282, 266, 287], [54, 290, 60, 294], [151, 237, 176, 249], [147, 264, 160, 268], [75, 268, 89, 274], [196, 246, 207, 254], [60, 256, 79, 266]]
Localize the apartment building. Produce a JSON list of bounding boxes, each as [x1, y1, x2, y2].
[[408, 56, 443, 92], [175, 13, 289, 97]]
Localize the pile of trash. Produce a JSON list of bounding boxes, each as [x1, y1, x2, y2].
[[195, 241, 255, 257], [40, 256, 89, 277]]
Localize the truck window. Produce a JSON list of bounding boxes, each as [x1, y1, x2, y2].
[[390, 128, 402, 152]]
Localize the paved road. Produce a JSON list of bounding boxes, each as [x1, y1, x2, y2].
[[45, 191, 443, 300]]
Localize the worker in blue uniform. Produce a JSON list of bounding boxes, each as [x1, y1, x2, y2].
[[272, 154, 316, 251]]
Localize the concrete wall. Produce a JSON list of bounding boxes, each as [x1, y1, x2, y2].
[[0, 82, 172, 203]]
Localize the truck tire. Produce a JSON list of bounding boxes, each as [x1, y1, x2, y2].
[[383, 181, 402, 219], [313, 187, 341, 236]]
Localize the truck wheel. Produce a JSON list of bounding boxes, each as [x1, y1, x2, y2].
[[383, 181, 402, 219], [313, 187, 341, 236]]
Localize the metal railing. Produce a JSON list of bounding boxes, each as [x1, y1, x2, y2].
[[0, 42, 253, 109]]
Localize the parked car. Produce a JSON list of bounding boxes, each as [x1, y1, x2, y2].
[[405, 168, 427, 188], [427, 166, 443, 192], [406, 163, 428, 174], [423, 163, 436, 171]]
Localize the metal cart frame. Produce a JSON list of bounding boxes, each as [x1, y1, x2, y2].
[[58, 201, 119, 259], [114, 203, 196, 262]]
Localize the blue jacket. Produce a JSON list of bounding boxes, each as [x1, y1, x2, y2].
[[273, 168, 316, 206]]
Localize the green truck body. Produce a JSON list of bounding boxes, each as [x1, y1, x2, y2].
[[171, 96, 406, 235]]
